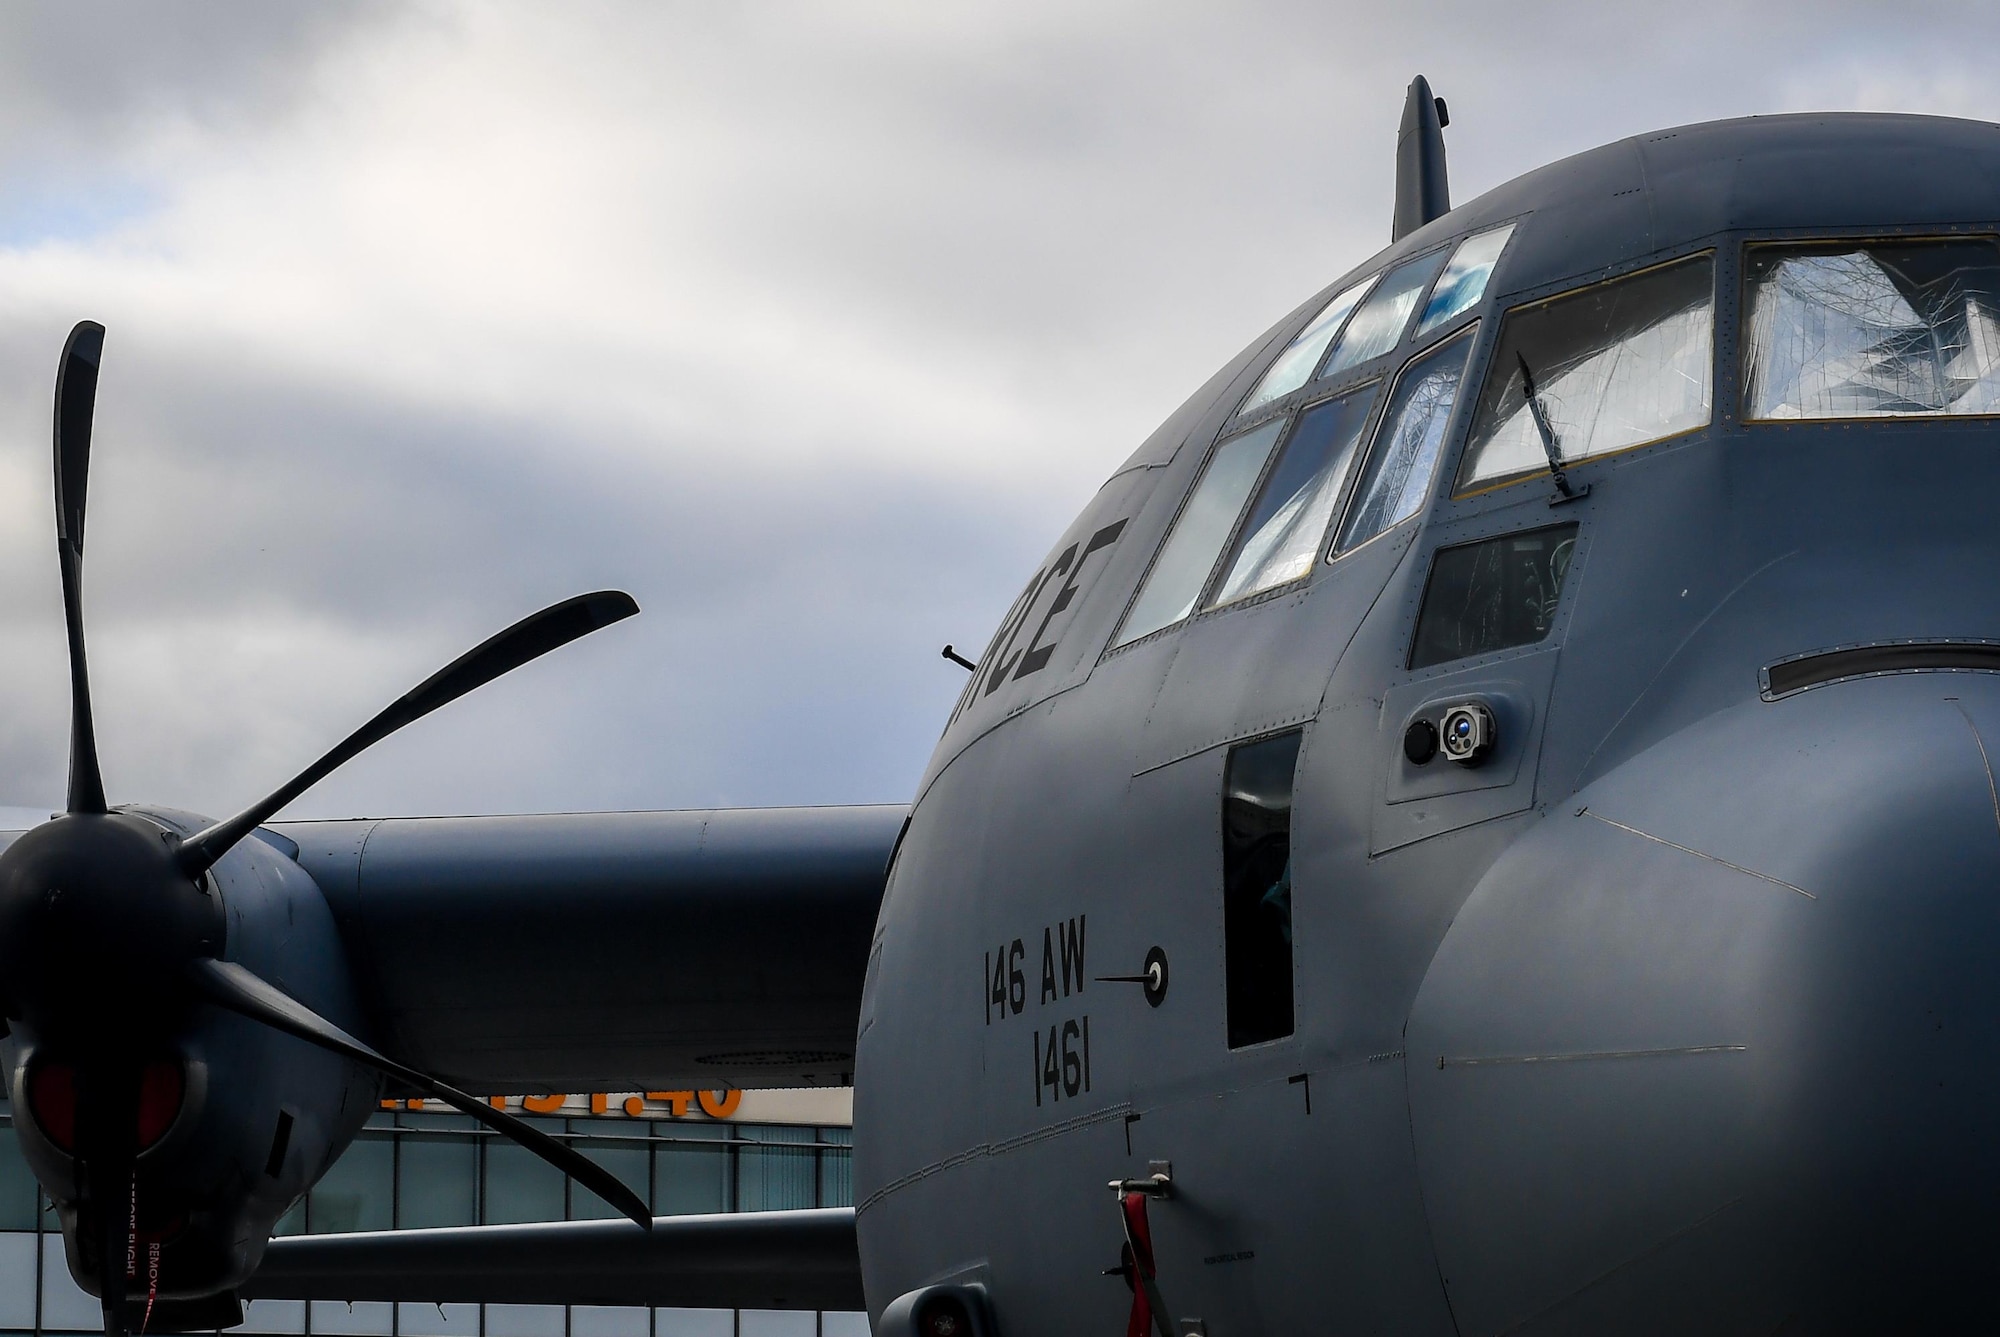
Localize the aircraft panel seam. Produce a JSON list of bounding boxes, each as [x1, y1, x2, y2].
[[853, 1102, 1133, 1216], [1577, 807, 1817, 899], [1132, 709, 1318, 777]]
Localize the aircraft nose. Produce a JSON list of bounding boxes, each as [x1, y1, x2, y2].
[[1405, 679, 2000, 1333]]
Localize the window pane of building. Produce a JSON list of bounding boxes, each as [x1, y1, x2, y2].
[[311, 1300, 394, 1335], [272, 1194, 307, 1236], [657, 1309, 734, 1337], [41, 1234, 101, 1331], [486, 1129, 567, 1224], [398, 1120, 478, 1229], [571, 1135, 650, 1221], [655, 1124, 731, 1216], [0, 1136, 35, 1240], [0, 1125, 38, 1231], [0, 1232, 35, 1328], [818, 1127, 853, 1209], [310, 1135, 393, 1233], [574, 1305, 651, 1337], [741, 1312, 815, 1337], [822, 1315, 872, 1337], [486, 1303, 566, 1337], [737, 1126, 815, 1212], [399, 1302, 481, 1336], [239, 1298, 307, 1334]]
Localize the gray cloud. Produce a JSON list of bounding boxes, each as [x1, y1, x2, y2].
[[0, 1, 1998, 820], [0, 2, 390, 136]]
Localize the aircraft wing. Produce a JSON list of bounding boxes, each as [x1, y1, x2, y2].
[[242, 1209, 861, 1310], [272, 805, 905, 1091]]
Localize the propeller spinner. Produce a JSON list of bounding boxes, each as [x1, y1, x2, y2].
[[0, 322, 649, 1334]]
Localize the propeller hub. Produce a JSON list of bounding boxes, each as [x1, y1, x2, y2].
[[0, 813, 222, 1040]]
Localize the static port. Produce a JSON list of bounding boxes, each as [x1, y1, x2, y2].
[[1438, 702, 1496, 765]]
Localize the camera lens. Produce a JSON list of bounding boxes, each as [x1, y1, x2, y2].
[[1437, 702, 1495, 765]]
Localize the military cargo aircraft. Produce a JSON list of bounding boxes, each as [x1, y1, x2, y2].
[[6, 75, 2000, 1334]]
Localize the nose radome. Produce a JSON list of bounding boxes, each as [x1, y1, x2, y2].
[[1405, 678, 2000, 1333]]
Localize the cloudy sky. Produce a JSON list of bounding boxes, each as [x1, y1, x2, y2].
[[0, 1, 1992, 822]]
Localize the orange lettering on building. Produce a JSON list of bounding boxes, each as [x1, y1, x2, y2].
[[622, 1096, 647, 1116], [647, 1091, 695, 1117], [697, 1089, 742, 1118], [521, 1093, 566, 1114]]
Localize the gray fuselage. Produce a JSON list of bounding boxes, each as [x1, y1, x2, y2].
[[854, 112, 2000, 1333]]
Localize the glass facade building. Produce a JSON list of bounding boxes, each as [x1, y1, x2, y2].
[[0, 1100, 863, 1337]]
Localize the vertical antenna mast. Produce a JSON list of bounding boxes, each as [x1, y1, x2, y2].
[[1393, 75, 1451, 241]]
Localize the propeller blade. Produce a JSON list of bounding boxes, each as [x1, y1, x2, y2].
[[185, 958, 653, 1231], [74, 1062, 137, 1335], [54, 321, 108, 816], [176, 590, 638, 876]]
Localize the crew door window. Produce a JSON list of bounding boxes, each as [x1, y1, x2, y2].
[[1224, 730, 1301, 1049]]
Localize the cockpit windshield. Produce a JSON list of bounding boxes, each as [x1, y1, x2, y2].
[[1744, 240, 2000, 420], [1456, 253, 1713, 492]]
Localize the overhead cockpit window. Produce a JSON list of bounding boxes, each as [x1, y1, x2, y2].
[[1416, 224, 1515, 337], [1336, 327, 1476, 552], [1114, 418, 1286, 646], [1210, 385, 1379, 606], [1456, 253, 1713, 492], [1744, 240, 2000, 420], [1321, 248, 1452, 378], [1239, 276, 1377, 415]]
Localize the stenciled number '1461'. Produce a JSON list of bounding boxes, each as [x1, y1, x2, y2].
[[1032, 1017, 1090, 1106]]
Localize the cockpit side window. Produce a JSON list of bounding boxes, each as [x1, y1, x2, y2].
[[1336, 326, 1476, 553], [1323, 248, 1452, 379], [1209, 383, 1379, 608], [1456, 252, 1713, 494], [1238, 276, 1377, 415], [1744, 239, 2000, 420], [1113, 418, 1286, 647]]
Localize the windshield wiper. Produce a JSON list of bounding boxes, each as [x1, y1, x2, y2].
[[1518, 353, 1588, 504]]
